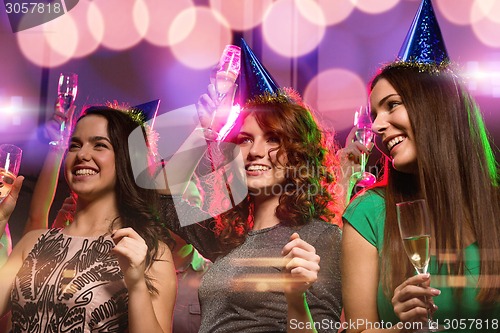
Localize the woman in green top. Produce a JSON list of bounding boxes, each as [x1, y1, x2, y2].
[[342, 52, 500, 333], [341, 1, 499, 331]]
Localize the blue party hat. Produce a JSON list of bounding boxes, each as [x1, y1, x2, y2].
[[397, 0, 449, 65], [132, 99, 161, 128], [237, 38, 280, 105]]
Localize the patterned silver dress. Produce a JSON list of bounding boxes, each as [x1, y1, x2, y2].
[[10, 229, 128, 333]]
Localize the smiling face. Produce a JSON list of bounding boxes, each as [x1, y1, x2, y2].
[[236, 113, 287, 196], [64, 115, 117, 201], [370, 78, 418, 174]]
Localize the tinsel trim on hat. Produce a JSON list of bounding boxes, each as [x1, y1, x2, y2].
[[105, 100, 159, 157], [245, 87, 307, 108], [383, 59, 452, 74]]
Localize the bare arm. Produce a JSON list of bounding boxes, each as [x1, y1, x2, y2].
[[342, 223, 401, 333], [24, 105, 75, 233], [157, 83, 237, 196], [112, 228, 176, 333], [23, 147, 65, 232]]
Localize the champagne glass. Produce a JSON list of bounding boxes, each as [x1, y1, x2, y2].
[[396, 199, 439, 332], [0, 144, 22, 203], [51, 72, 78, 148], [352, 106, 376, 186], [346, 106, 377, 202], [203, 45, 241, 141]]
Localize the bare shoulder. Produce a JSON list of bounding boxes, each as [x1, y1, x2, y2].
[[15, 229, 49, 260], [156, 241, 174, 262], [148, 241, 176, 289]]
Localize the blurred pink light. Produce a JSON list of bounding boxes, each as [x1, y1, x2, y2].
[[133, 0, 149, 38], [475, 0, 500, 24], [303, 0, 355, 26], [471, 2, 500, 48], [353, 0, 399, 15], [45, 14, 79, 58], [17, 28, 72, 68], [142, 0, 194, 47], [209, 0, 273, 31], [262, 0, 325, 58], [304, 68, 367, 132], [435, 0, 477, 25], [66, 1, 103, 58], [169, 7, 233, 69], [465, 61, 500, 98], [94, 0, 145, 51]]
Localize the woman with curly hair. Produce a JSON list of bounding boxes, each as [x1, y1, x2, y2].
[[0, 106, 176, 333], [161, 86, 343, 333]]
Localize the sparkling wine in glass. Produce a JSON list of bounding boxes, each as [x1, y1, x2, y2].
[[52, 72, 78, 148], [346, 106, 377, 203], [352, 106, 376, 186], [0, 144, 22, 203], [58, 72, 78, 112], [397, 199, 439, 332], [214, 45, 240, 101], [203, 45, 241, 141]]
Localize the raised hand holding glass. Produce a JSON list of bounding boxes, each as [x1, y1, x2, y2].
[[51, 72, 78, 148], [0, 144, 22, 203], [203, 45, 241, 141], [397, 199, 440, 332]]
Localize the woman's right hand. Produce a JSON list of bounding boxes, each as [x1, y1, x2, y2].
[[46, 103, 76, 144], [52, 195, 77, 228], [392, 273, 440, 324], [196, 83, 237, 133], [0, 176, 23, 226]]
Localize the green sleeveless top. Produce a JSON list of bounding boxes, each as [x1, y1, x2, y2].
[[343, 190, 499, 332]]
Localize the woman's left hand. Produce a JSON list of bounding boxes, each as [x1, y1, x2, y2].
[[281, 232, 320, 298], [0, 176, 24, 224], [111, 227, 148, 289]]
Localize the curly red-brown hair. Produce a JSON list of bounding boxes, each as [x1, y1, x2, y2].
[[212, 89, 342, 252]]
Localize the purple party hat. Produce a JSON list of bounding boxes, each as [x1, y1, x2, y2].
[[237, 38, 280, 105], [397, 0, 449, 65]]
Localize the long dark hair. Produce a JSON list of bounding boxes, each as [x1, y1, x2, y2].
[[77, 106, 172, 293], [213, 91, 341, 252], [371, 65, 500, 304]]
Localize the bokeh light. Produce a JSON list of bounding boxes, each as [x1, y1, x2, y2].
[[209, 0, 273, 31], [304, 0, 355, 26], [94, 0, 145, 51], [44, 14, 79, 59], [475, 0, 500, 24], [262, 0, 326, 58], [353, 0, 400, 15], [64, 1, 103, 58], [142, 0, 194, 47], [133, 0, 149, 38], [169, 7, 233, 69], [304, 68, 367, 131], [435, 0, 477, 25], [17, 26, 73, 68], [471, 1, 500, 48]]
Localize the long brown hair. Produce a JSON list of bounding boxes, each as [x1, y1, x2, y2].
[[371, 65, 500, 304], [214, 91, 341, 252], [77, 106, 173, 293]]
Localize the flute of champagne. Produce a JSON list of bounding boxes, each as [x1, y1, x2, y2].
[[51, 72, 78, 148], [0, 144, 22, 203], [396, 199, 440, 332], [203, 45, 241, 141]]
